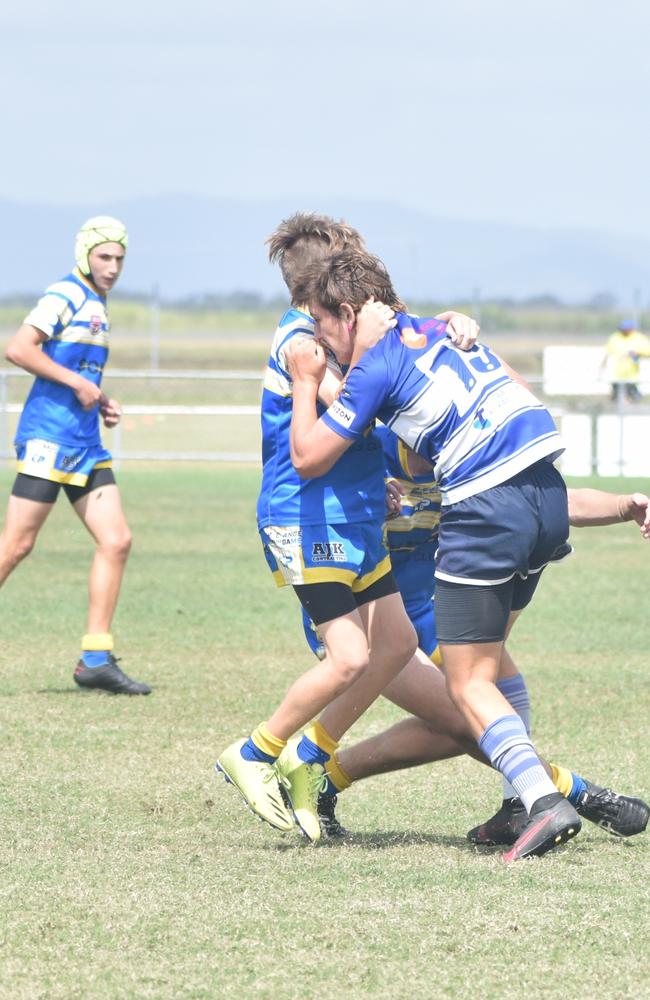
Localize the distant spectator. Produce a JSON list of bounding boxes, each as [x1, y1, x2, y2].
[[602, 319, 650, 402]]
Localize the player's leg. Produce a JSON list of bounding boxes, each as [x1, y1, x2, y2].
[[277, 579, 417, 841], [217, 586, 369, 834], [69, 469, 149, 695], [216, 520, 387, 835], [469, 636, 649, 845], [0, 476, 57, 584], [274, 535, 417, 841], [435, 466, 581, 861]]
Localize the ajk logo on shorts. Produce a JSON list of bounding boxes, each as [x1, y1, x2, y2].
[[312, 541, 346, 563]]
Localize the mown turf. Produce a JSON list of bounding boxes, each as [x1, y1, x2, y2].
[[0, 468, 648, 999]]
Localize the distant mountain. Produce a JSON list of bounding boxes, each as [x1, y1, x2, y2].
[[2, 195, 649, 304]]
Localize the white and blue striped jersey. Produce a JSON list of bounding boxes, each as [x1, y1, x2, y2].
[[321, 313, 563, 505], [16, 269, 110, 449], [256, 307, 386, 528]]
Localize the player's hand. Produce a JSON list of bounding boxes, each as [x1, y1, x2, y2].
[[620, 492, 650, 538], [385, 478, 404, 518], [100, 397, 123, 428], [286, 336, 328, 386], [73, 377, 103, 411], [436, 311, 480, 351], [355, 298, 396, 351]]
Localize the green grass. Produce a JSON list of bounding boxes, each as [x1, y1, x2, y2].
[[0, 468, 648, 999]]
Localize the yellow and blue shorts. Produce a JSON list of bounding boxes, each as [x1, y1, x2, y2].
[[13, 440, 114, 504], [260, 520, 392, 591]]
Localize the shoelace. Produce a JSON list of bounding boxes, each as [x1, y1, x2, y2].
[[272, 767, 291, 792], [307, 766, 329, 804]]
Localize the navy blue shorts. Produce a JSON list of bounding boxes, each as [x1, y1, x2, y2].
[[434, 460, 571, 643], [435, 460, 571, 586]]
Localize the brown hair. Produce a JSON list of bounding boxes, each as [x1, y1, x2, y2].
[[266, 212, 364, 298], [292, 249, 406, 316]]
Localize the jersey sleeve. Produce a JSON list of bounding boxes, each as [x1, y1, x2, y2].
[[321, 351, 391, 440], [23, 281, 82, 340]]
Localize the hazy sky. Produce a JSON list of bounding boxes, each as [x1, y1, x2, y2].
[[3, 1, 650, 237]]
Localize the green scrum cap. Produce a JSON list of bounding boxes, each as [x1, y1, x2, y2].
[[75, 216, 128, 275]]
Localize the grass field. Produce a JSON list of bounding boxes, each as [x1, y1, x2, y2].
[[1, 466, 649, 1000]]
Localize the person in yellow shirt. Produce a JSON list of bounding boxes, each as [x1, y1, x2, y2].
[[603, 319, 650, 402]]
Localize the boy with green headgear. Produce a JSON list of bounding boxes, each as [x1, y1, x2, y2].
[[0, 215, 151, 694]]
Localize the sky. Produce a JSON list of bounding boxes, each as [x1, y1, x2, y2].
[[2, 1, 650, 238]]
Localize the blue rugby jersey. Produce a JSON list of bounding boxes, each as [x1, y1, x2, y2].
[[376, 425, 440, 567], [321, 313, 563, 505], [256, 307, 386, 528], [16, 269, 110, 448]]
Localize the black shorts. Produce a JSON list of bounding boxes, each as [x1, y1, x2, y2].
[[434, 576, 543, 644], [294, 570, 398, 627], [11, 466, 116, 505]]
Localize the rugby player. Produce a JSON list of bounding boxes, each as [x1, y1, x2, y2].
[[215, 213, 478, 840], [0, 217, 150, 695]]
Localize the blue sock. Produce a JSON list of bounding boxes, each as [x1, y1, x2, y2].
[[324, 776, 338, 797], [297, 734, 330, 766], [479, 715, 556, 813], [496, 674, 531, 734], [496, 673, 532, 799], [81, 650, 110, 668], [240, 738, 277, 764]]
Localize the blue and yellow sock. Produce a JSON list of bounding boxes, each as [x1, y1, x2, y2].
[[550, 762, 587, 806], [240, 723, 287, 764], [81, 633, 113, 669], [323, 751, 353, 797], [297, 721, 338, 766]]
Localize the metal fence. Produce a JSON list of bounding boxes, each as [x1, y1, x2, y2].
[[0, 368, 264, 464]]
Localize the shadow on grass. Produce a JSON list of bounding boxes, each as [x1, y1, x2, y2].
[[35, 686, 164, 696], [266, 830, 476, 852]]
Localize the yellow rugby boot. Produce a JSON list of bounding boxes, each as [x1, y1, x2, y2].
[[277, 740, 329, 843], [215, 738, 294, 832]]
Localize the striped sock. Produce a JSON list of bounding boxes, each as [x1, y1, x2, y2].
[[479, 715, 557, 813], [496, 673, 532, 799]]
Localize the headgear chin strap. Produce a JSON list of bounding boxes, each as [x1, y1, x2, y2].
[[75, 216, 128, 275]]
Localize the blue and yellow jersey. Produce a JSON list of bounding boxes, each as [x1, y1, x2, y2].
[[322, 313, 564, 505], [375, 424, 440, 567], [256, 307, 386, 528], [15, 269, 110, 449]]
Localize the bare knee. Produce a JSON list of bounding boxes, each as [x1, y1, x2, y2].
[[99, 528, 132, 562], [382, 618, 418, 667], [325, 650, 371, 694], [2, 533, 37, 567]]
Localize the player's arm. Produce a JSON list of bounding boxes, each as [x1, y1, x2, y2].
[[288, 338, 353, 478], [6, 324, 105, 411], [568, 487, 650, 538]]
